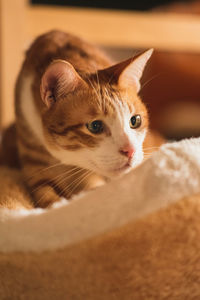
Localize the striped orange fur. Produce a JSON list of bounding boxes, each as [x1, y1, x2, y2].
[[15, 30, 156, 208]]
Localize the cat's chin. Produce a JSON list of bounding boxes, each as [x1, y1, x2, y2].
[[94, 163, 133, 179], [109, 163, 132, 176], [99, 157, 144, 179]]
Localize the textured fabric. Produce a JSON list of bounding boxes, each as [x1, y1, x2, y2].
[[0, 138, 200, 299]]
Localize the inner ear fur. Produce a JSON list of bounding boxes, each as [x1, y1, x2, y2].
[[40, 60, 87, 108]]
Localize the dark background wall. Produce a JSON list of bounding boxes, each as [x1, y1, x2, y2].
[[31, 0, 189, 11]]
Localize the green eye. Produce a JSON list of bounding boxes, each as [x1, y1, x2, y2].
[[130, 115, 142, 129], [86, 120, 104, 134]]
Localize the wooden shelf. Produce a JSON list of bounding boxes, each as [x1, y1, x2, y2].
[[26, 6, 200, 52], [1, 0, 200, 127]]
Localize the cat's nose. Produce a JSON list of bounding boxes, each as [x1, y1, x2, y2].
[[119, 145, 135, 158]]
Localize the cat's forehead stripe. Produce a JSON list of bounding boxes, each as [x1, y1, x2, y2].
[[102, 91, 134, 120], [89, 82, 136, 118]]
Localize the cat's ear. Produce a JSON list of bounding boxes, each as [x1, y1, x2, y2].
[[40, 60, 87, 108], [99, 49, 153, 93], [117, 49, 153, 92]]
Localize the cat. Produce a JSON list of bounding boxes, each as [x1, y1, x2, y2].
[[15, 30, 154, 208]]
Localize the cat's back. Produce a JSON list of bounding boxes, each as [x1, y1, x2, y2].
[[22, 30, 111, 77]]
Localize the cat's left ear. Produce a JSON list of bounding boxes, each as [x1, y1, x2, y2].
[[99, 49, 153, 93]]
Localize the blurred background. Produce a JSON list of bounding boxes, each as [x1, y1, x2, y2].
[[31, 0, 184, 10], [1, 0, 200, 141]]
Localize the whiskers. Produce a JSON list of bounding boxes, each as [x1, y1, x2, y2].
[[61, 169, 93, 197], [143, 146, 160, 152], [30, 166, 83, 195], [143, 146, 160, 160], [143, 153, 152, 160], [26, 162, 63, 182], [140, 72, 162, 93], [32, 164, 93, 206]]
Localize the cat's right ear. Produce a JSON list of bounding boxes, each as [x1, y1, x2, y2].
[[97, 49, 153, 93], [40, 60, 87, 108]]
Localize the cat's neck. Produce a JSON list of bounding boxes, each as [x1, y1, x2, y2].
[[17, 74, 105, 206]]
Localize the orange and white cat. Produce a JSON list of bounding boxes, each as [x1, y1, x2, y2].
[[15, 30, 154, 208]]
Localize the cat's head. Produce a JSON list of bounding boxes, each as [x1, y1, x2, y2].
[[40, 49, 153, 178]]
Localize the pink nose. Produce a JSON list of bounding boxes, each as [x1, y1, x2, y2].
[[119, 145, 135, 158]]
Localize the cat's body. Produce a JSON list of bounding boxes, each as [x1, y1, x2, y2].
[[15, 30, 155, 208]]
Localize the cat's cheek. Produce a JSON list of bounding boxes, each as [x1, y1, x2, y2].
[[128, 132, 146, 168], [132, 150, 144, 168]]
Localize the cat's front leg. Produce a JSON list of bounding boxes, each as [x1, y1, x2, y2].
[[31, 184, 63, 208]]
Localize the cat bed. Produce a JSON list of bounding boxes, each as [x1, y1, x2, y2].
[[0, 138, 200, 299]]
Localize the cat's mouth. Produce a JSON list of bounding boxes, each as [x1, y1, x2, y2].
[[89, 160, 132, 178], [109, 162, 131, 175], [100, 162, 132, 178]]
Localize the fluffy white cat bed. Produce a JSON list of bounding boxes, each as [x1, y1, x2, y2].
[[1, 138, 200, 299]]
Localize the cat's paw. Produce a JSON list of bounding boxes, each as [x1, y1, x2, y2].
[[51, 197, 69, 208]]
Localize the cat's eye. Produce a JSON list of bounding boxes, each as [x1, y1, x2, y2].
[[130, 115, 142, 129], [86, 120, 104, 134]]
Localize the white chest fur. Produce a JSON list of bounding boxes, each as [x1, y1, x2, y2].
[[20, 75, 45, 144]]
